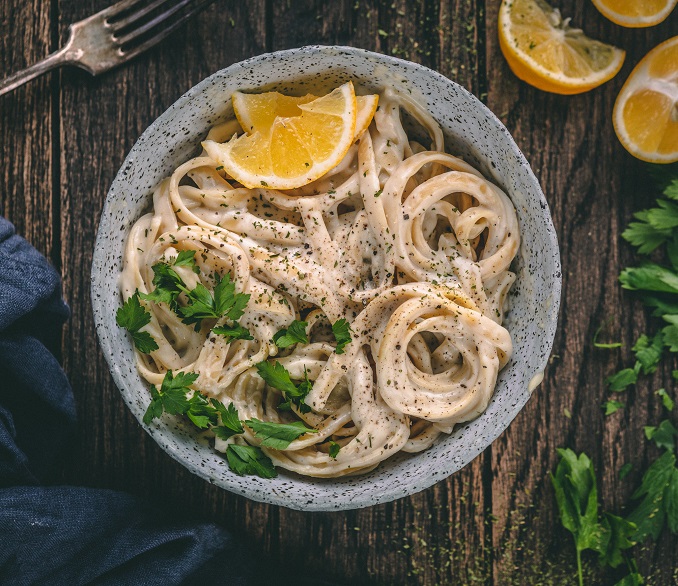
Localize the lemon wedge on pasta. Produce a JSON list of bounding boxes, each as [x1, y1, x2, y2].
[[204, 82, 358, 190], [233, 88, 378, 141]]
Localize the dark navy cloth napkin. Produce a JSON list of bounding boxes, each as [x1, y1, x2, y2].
[[0, 216, 255, 585]]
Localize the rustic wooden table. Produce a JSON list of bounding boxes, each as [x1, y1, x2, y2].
[[2, 1, 676, 584]]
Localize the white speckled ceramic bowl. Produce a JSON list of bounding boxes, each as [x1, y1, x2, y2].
[[91, 45, 560, 511]]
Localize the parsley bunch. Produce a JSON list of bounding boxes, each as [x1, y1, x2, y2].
[[554, 425, 678, 586], [117, 250, 253, 353], [555, 167, 678, 585], [143, 370, 319, 479], [612, 170, 678, 381]]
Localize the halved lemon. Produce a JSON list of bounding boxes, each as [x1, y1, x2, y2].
[[592, 0, 677, 28], [613, 36, 678, 163], [203, 82, 357, 190], [498, 0, 626, 95], [233, 89, 378, 140]]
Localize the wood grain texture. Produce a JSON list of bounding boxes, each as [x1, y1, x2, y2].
[[485, 2, 678, 584], [1, 0, 676, 584], [0, 0, 54, 261]]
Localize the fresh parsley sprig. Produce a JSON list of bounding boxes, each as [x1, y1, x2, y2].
[[272, 319, 309, 348], [255, 360, 312, 413], [116, 291, 159, 353], [143, 370, 199, 424], [177, 273, 251, 329], [212, 324, 254, 342], [331, 318, 352, 354], [245, 418, 317, 449], [140, 251, 251, 333], [552, 449, 637, 586], [141, 370, 331, 479], [226, 444, 277, 478]]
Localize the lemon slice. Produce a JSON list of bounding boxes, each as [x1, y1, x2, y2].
[[498, 0, 626, 95], [613, 36, 678, 164], [592, 0, 677, 28], [233, 89, 378, 140], [233, 91, 316, 133], [204, 82, 357, 190]]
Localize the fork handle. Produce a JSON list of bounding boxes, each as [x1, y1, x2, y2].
[[0, 48, 72, 97]]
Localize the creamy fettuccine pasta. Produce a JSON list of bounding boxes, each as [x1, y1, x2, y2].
[[119, 87, 520, 478]]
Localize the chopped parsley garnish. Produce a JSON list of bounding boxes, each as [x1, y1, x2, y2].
[[212, 323, 253, 342], [273, 320, 308, 348], [256, 361, 312, 413], [142, 375, 276, 479], [245, 418, 317, 450], [212, 400, 244, 440], [178, 273, 251, 329], [139, 263, 185, 309], [331, 318, 352, 354], [328, 441, 341, 459], [116, 291, 159, 353], [143, 370, 199, 424], [226, 444, 277, 478]]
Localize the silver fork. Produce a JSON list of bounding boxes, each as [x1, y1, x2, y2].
[[0, 0, 216, 97]]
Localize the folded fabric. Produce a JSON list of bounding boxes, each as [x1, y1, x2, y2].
[[0, 216, 257, 585]]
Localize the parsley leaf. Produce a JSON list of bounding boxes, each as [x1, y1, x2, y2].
[[186, 393, 219, 429], [598, 512, 636, 568], [620, 262, 678, 294], [256, 361, 299, 396], [256, 361, 312, 414], [627, 449, 677, 541], [604, 400, 624, 415], [622, 210, 672, 254], [226, 444, 277, 478], [552, 449, 603, 555], [116, 292, 159, 353], [328, 441, 341, 459], [606, 365, 639, 391], [273, 320, 309, 348], [245, 418, 317, 449], [656, 388, 675, 412], [173, 250, 200, 272], [143, 370, 198, 424], [633, 332, 664, 374], [332, 318, 352, 354], [212, 324, 253, 342], [140, 263, 185, 308], [645, 420, 678, 452], [211, 400, 244, 440], [178, 274, 250, 328]]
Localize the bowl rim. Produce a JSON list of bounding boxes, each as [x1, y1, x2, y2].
[[91, 44, 561, 511]]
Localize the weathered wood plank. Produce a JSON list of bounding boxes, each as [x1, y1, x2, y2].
[[0, 0, 54, 261], [485, 1, 678, 583]]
